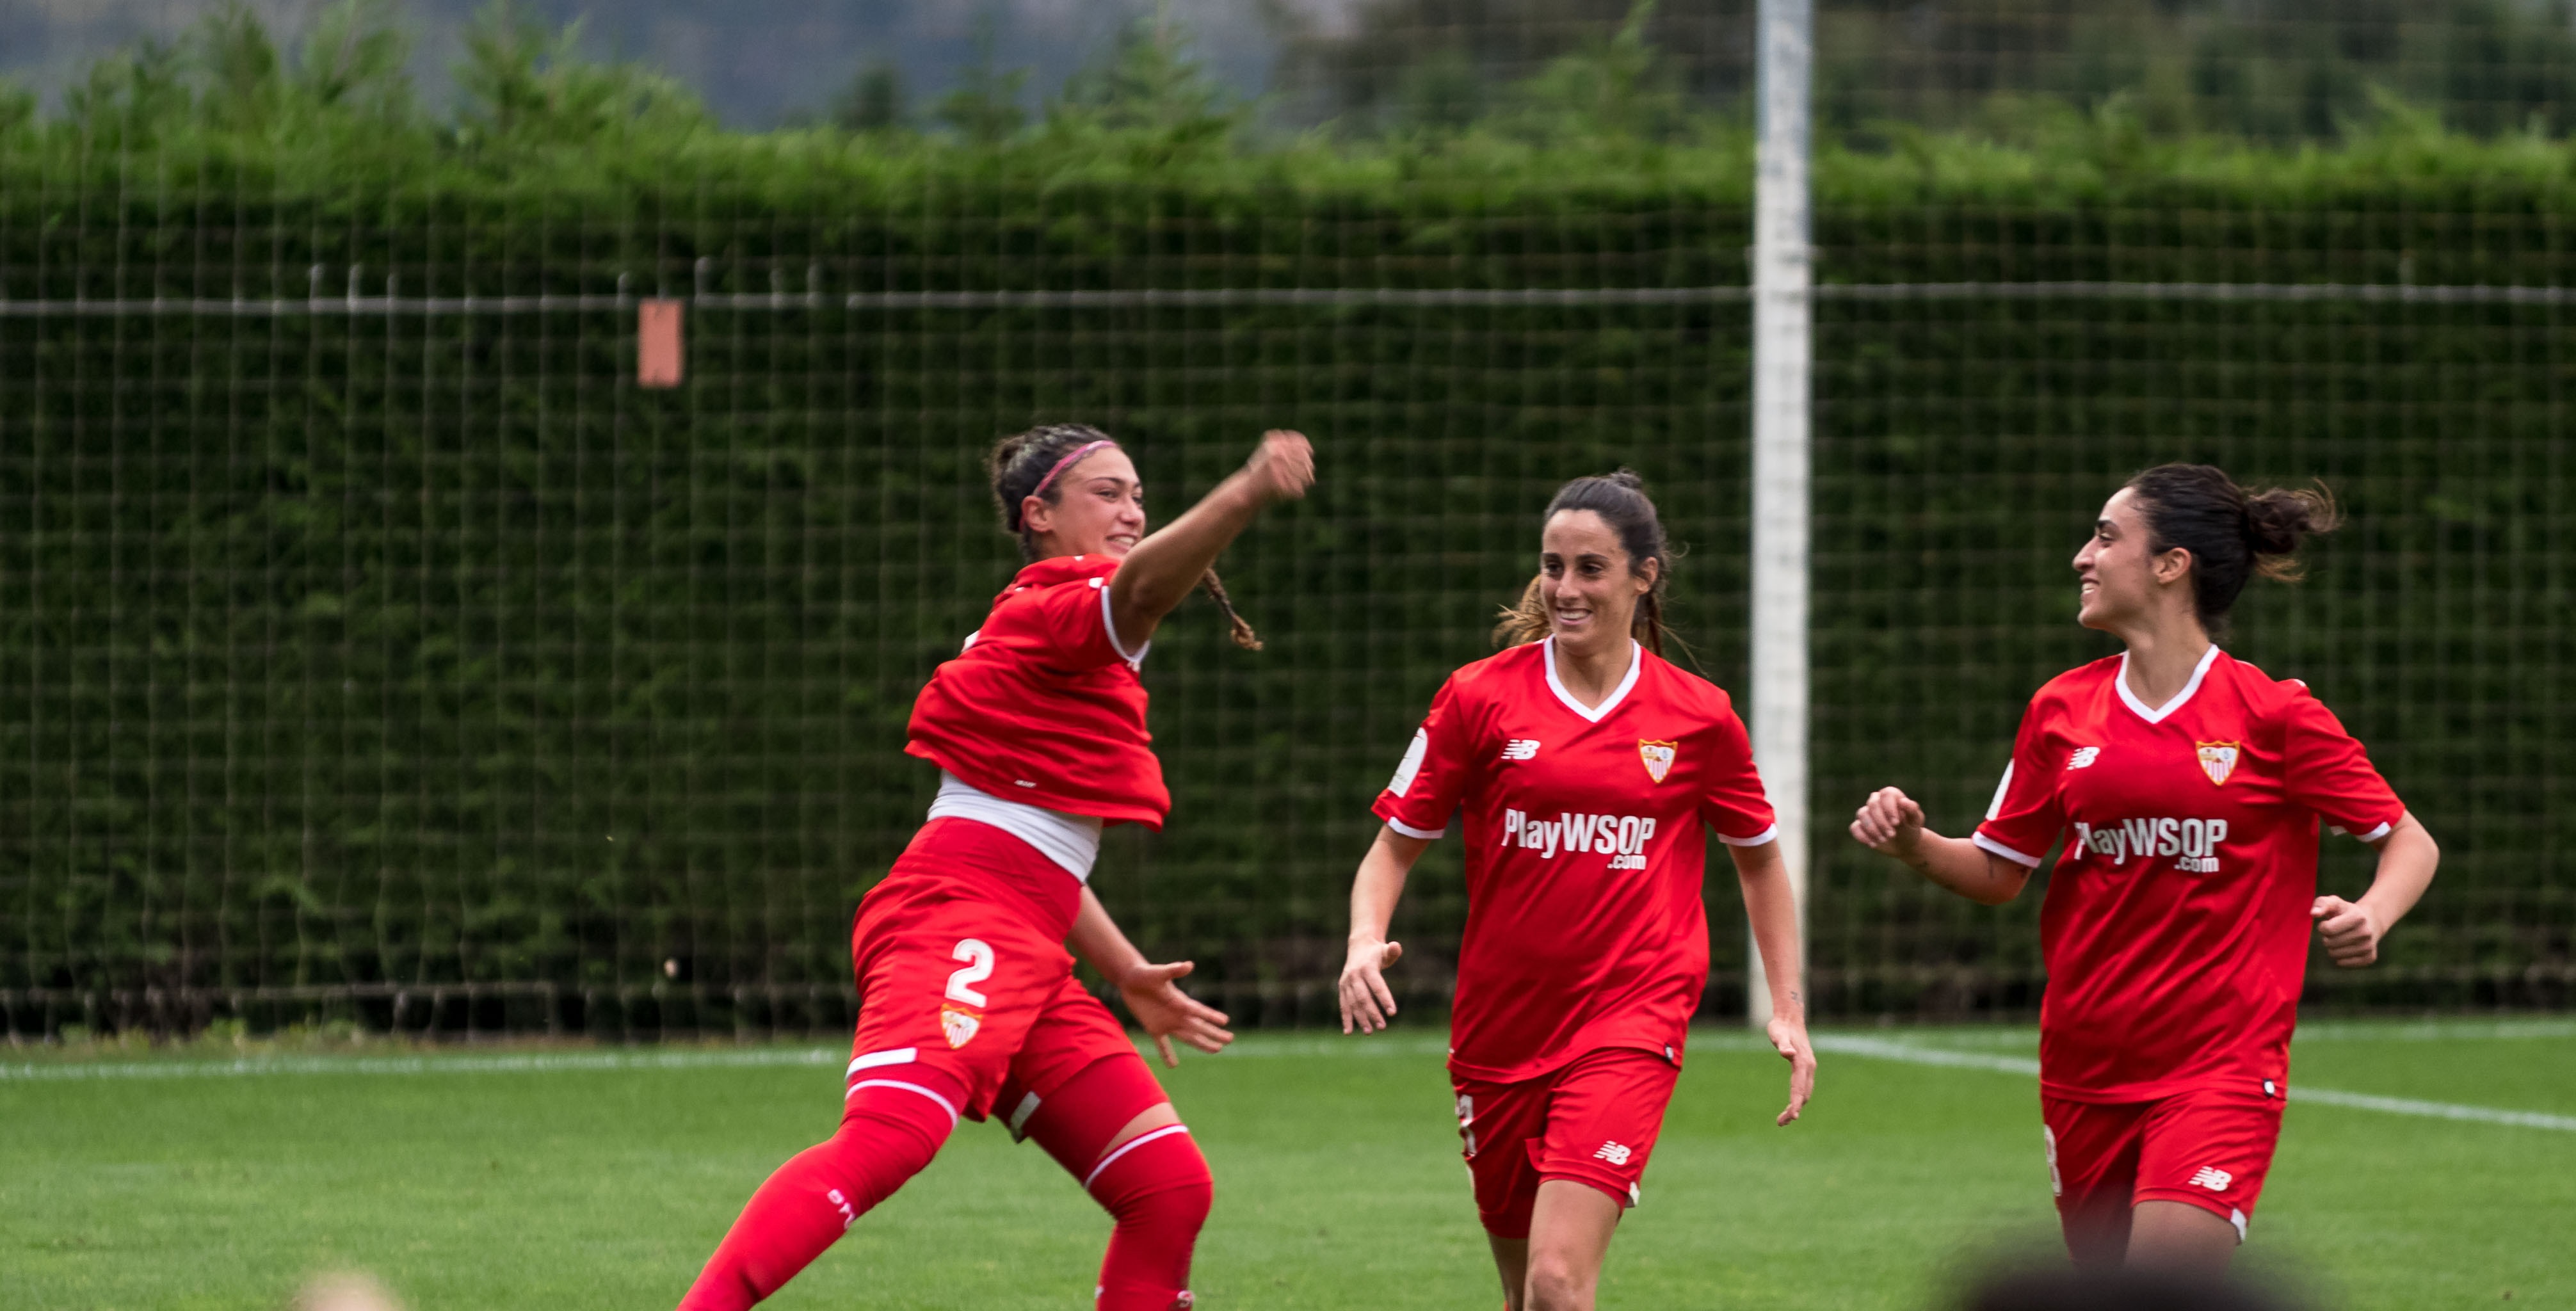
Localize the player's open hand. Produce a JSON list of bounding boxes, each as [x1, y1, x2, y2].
[[1337, 938, 1405, 1034], [1849, 786, 1927, 859], [2312, 895, 2386, 967], [1243, 430, 1315, 504], [1116, 959, 1235, 1066], [1766, 1016, 1817, 1126]]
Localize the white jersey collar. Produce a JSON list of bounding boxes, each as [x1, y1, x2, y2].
[[1542, 637, 1643, 723], [2116, 644, 2221, 725]]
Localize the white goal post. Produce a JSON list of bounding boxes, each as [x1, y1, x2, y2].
[[1748, 0, 1814, 1025]]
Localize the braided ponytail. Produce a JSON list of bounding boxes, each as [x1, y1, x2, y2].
[[1200, 569, 1262, 650]]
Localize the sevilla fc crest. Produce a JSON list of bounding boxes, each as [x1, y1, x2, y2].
[[940, 1004, 982, 1049], [1637, 740, 1678, 784], [2196, 741, 2241, 786]]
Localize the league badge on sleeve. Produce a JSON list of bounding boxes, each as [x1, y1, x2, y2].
[[2195, 741, 2241, 786], [940, 1004, 983, 1049], [1637, 740, 1678, 784]]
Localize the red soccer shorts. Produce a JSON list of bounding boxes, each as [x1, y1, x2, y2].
[[2042, 1081, 2286, 1255], [846, 819, 1139, 1123], [1451, 1045, 1681, 1239]]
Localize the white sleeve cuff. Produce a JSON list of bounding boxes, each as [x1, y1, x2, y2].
[[1097, 577, 1150, 666], [1383, 816, 1446, 840], [1716, 824, 1780, 848], [1972, 830, 2044, 869], [2341, 821, 2392, 842]]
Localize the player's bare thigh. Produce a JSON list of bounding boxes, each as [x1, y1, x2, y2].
[[2127, 1199, 2237, 1275], [1486, 1180, 1620, 1311]]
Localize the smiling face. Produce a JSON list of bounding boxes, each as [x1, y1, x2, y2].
[[1021, 447, 1146, 559], [1540, 509, 1655, 652], [2073, 486, 2190, 632]]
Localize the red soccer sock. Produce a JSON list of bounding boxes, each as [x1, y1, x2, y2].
[[1023, 1055, 1213, 1311], [1085, 1125, 1213, 1311], [674, 1069, 963, 1311]]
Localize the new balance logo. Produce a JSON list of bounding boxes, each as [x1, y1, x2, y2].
[[1593, 1141, 1632, 1166], [2189, 1166, 2234, 1191], [2067, 746, 2101, 769], [1502, 739, 1542, 760]]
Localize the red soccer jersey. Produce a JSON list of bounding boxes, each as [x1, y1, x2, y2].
[[1374, 639, 1778, 1084], [1974, 647, 2406, 1102], [906, 554, 1169, 828]]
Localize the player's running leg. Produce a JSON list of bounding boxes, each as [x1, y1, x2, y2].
[[1011, 995, 1211, 1311], [676, 820, 1080, 1310], [674, 1066, 964, 1311]]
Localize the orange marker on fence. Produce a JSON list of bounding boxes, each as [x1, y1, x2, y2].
[[638, 298, 684, 388]]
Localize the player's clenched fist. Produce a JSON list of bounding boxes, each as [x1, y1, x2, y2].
[[2311, 895, 2387, 967], [1849, 786, 1926, 857], [1243, 429, 1315, 503]]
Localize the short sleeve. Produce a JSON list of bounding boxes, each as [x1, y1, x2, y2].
[[1972, 697, 2066, 869], [1696, 704, 1779, 846], [1373, 678, 1477, 840], [1008, 575, 1147, 672], [2282, 691, 2405, 841]]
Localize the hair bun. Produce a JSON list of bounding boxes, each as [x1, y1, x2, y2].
[[2244, 483, 2339, 561]]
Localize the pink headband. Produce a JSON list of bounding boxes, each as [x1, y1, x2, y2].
[[1031, 439, 1119, 500]]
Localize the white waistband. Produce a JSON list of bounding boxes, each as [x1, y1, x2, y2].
[[927, 771, 1103, 881]]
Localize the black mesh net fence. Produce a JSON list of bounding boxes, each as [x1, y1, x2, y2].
[[0, 158, 2566, 1040]]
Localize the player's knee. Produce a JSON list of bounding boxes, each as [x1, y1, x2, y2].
[[1522, 1255, 1592, 1311], [1088, 1125, 1212, 1230]]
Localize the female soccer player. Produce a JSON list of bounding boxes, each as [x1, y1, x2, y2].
[[1848, 464, 2439, 1273], [1339, 471, 1816, 1311], [677, 424, 1316, 1311]]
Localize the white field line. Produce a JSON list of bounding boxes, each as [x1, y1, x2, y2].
[[1812, 1035, 2576, 1134], [0, 1047, 842, 1082]]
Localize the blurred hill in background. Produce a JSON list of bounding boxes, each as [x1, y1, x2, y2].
[[6, 0, 2576, 141]]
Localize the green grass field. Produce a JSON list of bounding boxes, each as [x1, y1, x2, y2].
[[6, 1020, 2572, 1310]]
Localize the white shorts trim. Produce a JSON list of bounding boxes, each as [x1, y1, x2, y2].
[[846, 1047, 918, 1077], [1384, 817, 1446, 840], [1716, 824, 1780, 848], [1082, 1123, 1191, 1191], [1972, 830, 2043, 869], [1006, 1090, 1044, 1140], [845, 1077, 962, 1128]]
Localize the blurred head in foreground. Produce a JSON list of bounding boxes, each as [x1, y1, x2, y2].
[[291, 1271, 402, 1311], [1961, 1262, 2301, 1311]]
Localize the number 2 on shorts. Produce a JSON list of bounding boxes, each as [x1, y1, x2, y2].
[[946, 938, 995, 1008]]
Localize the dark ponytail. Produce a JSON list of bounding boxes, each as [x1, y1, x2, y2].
[[1493, 468, 1678, 655], [2124, 463, 2340, 632], [985, 424, 1264, 650]]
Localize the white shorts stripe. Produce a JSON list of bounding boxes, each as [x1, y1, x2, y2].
[[846, 1047, 918, 1078], [845, 1077, 961, 1128], [1082, 1123, 1191, 1191], [1006, 1090, 1044, 1139]]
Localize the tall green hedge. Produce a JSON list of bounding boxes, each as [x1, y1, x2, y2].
[[2, 125, 2568, 1036]]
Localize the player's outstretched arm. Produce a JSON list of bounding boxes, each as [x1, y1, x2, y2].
[[2314, 810, 2438, 968], [1339, 825, 1429, 1034], [1847, 786, 2032, 906], [1730, 839, 1817, 1125], [1068, 885, 1236, 1067], [1109, 430, 1314, 648]]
